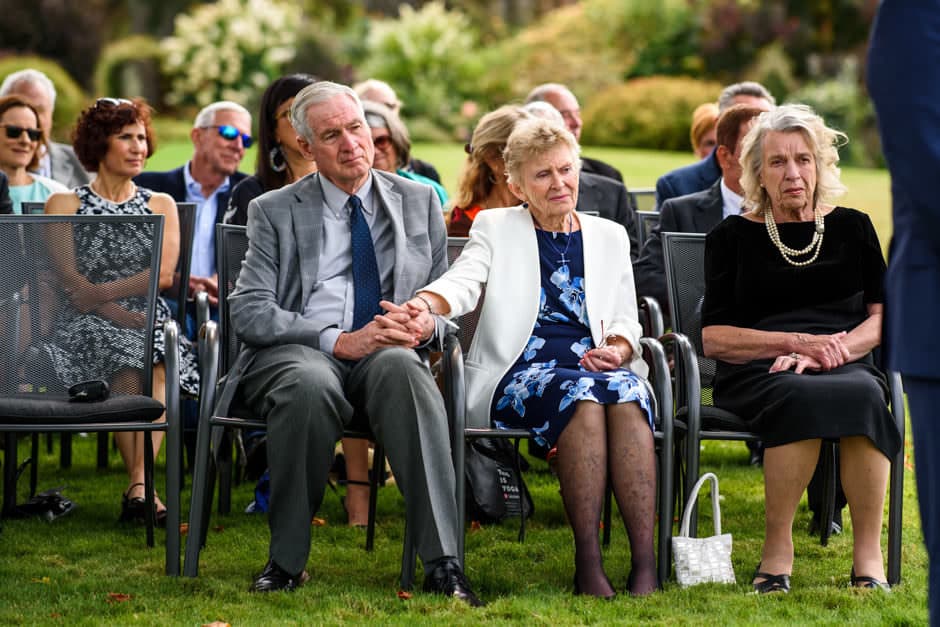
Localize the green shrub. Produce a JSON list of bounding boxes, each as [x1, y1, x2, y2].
[[93, 35, 165, 106], [360, 2, 485, 137], [0, 55, 86, 142], [581, 76, 722, 150]]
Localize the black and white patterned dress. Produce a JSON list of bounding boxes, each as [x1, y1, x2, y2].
[[44, 185, 200, 396]]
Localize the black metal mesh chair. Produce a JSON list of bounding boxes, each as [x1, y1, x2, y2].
[[0, 214, 182, 575], [21, 201, 45, 215], [635, 210, 661, 256], [185, 224, 412, 586], [443, 236, 676, 584], [660, 231, 905, 583], [630, 187, 657, 213]]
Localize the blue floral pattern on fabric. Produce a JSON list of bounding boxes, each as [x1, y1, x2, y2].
[[491, 230, 653, 448]]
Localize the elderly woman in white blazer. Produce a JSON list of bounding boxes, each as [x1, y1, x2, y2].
[[405, 118, 658, 598]]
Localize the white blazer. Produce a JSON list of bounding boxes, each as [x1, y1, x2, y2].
[[422, 206, 647, 427]]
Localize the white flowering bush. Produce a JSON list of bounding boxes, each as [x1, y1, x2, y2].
[[161, 0, 301, 108], [361, 1, 485, 135]]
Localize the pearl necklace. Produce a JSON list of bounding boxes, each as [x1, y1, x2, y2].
[[764, 206, 825, 267]]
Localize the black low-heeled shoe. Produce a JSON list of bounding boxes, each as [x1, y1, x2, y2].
[[851, 568, 891, 592], [119, 483, 147, 523], [752, 563, 790, 594]]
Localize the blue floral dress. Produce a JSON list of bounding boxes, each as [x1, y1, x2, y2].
[[491, 229, 653, 448]]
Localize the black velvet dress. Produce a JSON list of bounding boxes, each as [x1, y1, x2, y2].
[[701, 207, 901, 459]]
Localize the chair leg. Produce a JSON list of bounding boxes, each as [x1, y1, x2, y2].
[[184, 419, 215, 577], [819, 442, 837, 547], [97, 432, 109, 469], [366, 441, 383, 552], [3, 433, 17, 517], [143, 431, 155, 548], [217, 430, 232, 515], [29, 433, 38, 498], [59, 433, 72, 469]]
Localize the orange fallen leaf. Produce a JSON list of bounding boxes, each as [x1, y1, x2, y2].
[[311, 517, 326, 526], [180, 523, 190, 535], [202, 622, 231, 627], [397, 589, 412, 600], [106, 592, 131, 604], [213, 525, 224, 533], [470, 520, 482, 532]]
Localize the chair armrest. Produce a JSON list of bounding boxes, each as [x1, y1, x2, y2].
[[441, 328, 467, 566], [195, 291, 210, 334], [659, 330, 701, 505], [639, 295, 664, 339], [198, 320, 220, 422], [162, 319, 182, 575]]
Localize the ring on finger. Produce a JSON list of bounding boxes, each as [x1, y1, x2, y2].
[[789, 352, 800, 360]]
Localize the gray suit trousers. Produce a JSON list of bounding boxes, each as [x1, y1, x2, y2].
[[239, 343, 458, 575]]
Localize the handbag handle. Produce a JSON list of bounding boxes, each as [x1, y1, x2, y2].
[[677, 472, 722, 538]]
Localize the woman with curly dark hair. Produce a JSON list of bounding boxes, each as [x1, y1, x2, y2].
[[45, 98, 200, 525]]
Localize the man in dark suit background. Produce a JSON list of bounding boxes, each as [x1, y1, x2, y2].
[[654, 81, 774, 210], [223, 81, 482, 604], [135, 100, 251, 335], [869, 4, 940, 623], [0, 69, 92, 189], [524, 83, 625, 183]]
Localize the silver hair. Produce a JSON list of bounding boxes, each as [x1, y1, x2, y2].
[[0, 69, 57, 108], [524, 82, 574, 105], [353, 78, 401, 110], [520, 101, 565, 127], [193, 101, 251, 129], [718, 81, 775, 112], [504, 117, 581, 186], [290, 81, 364, 143], [739, 103, 847, 215], [363, 100, 411, 168]]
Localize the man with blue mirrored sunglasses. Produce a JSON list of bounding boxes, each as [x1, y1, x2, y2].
[[135, 100, 252, 462]]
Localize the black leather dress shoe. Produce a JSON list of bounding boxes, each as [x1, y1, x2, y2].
[[249, 559, 310, 592], [423, 558, 485, 607]]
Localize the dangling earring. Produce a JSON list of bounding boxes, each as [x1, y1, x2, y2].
[[269, 145, 286, 173]]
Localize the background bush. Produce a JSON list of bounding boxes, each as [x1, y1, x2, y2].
[[0, 55, 87, 141], [580, 76, 723, 151], [93, 35, 165, 106]]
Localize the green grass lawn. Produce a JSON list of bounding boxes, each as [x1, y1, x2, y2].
[[145, 141, 894, 255], [0, 432, 925, 624]]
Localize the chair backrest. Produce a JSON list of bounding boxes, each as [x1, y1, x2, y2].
[[21, 201, 45, 215], [215, 223, 250, 375], [635, 210, 660, 253], [171, 202, 197, 328], [662, 232, 716, 389], [0, 214, 163, 397], [446, 237, 486, 355], [630, 187, 657, 212]]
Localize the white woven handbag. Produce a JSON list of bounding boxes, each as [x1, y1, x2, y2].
[[672, 472, 736, 587]]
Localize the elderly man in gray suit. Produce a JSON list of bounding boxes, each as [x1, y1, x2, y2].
[[0, 69, 91, 188], [225, 81, 482, 605]]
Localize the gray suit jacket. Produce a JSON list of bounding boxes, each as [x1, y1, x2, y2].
[[634, 179, 724, 309], [219, 170, 448, 413], [48, 142, 91, 188]]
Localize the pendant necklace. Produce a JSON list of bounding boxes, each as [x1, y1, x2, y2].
[[532, 212, 573, 266]]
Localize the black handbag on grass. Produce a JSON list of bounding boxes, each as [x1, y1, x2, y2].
[[464, 437, 534, 524]]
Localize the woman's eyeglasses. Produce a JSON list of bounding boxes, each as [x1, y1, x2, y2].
[[205, 125, 253, 148], [2, 125, 42, 142], [373, 135, 392, 149]]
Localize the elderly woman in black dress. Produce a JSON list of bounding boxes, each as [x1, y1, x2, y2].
[[702, 104, 899, 593]]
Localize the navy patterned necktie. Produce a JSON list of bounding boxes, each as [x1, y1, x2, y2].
[[349, 194, 382, 330]]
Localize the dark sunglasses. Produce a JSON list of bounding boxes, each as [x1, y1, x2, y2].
[[373, 135, 392, 149], [205, 124, 253, 148], [3, 125, 42, 141]]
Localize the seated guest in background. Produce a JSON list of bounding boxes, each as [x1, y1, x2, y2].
[[447, 105, 529, 236], [522, 101, 640, 260], [524, 82, 623, 183], [635, 103, 765, 311], [0, 69, 91, 188], [225, 81, 481, 604], [135, 100, 251, 336], [654, 81, 774, 209], [363, 101, 448, 205], [408, 118, 658, 598], [44, 97, 200, 524], [353, 78, 441, 184], [702, 104, 899, 593], [690, 102, 719, 161], [0, 95, 67, 213], [225, 74, 318, 226]]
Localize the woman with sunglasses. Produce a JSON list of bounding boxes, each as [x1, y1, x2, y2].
[[44, 97, 200, 525], [225, 74, 318, 226], [0, 95, 67, 213]]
